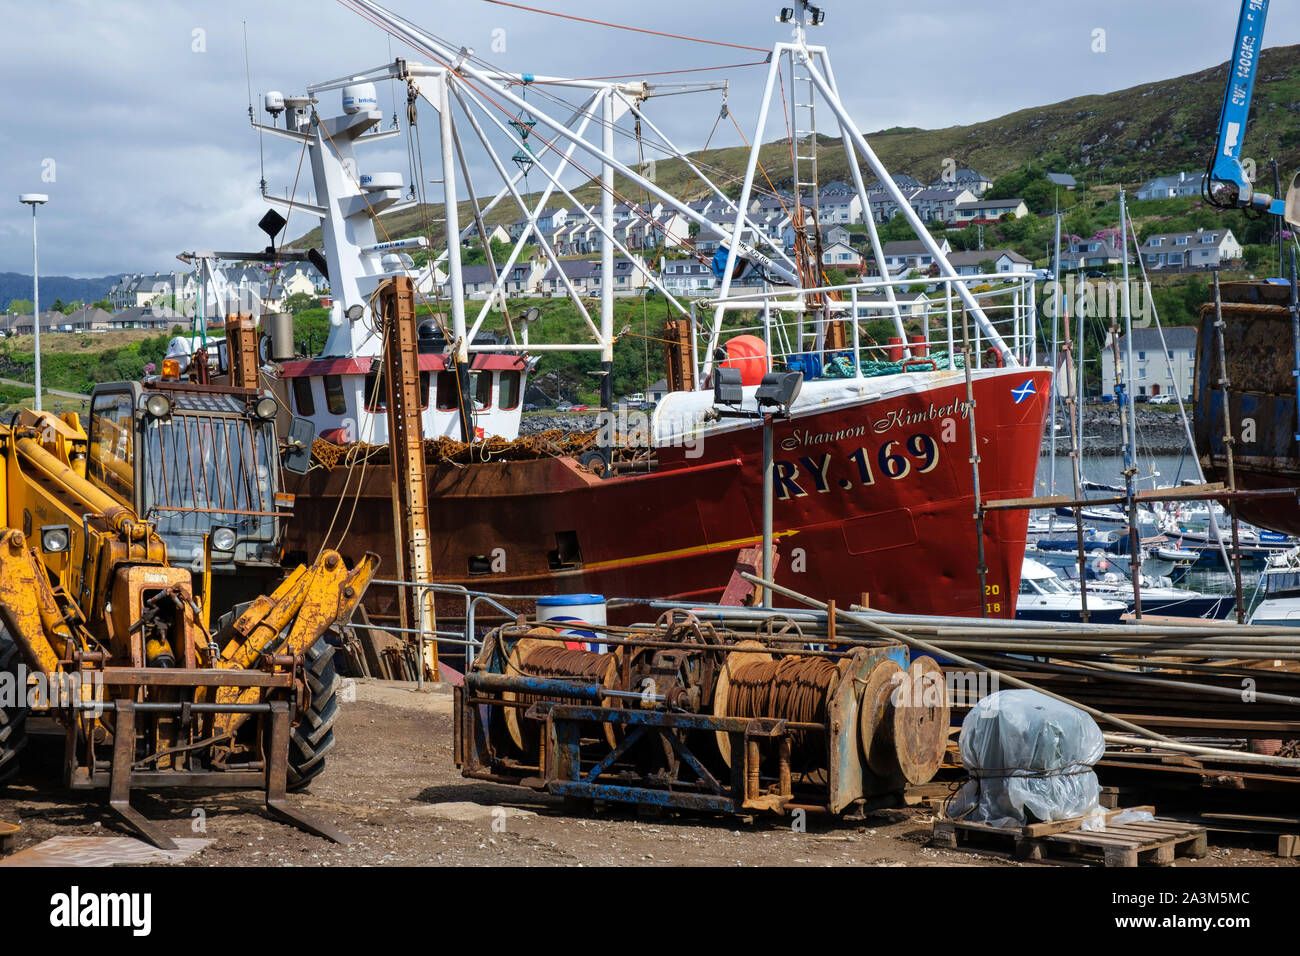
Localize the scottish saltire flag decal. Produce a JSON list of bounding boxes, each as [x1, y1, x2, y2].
[[1012, 379, 1036, 404]]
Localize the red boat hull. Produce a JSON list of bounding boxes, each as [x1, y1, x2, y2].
[[282, 367, 1050, 623]]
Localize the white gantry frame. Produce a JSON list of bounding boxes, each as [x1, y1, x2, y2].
[[263, 0, 1017, 374]]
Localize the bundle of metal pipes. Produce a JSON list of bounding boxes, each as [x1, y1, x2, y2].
[[679, 578, 1300, 793]]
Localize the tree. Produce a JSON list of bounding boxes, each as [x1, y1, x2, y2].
[[7, 299, 33, 316], [284, 291, 322, 314], [985, 163, 1070, 215]]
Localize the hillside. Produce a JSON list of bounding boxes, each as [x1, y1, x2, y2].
[[293, 43, 1300, 249], [0, 272, 118, 312]]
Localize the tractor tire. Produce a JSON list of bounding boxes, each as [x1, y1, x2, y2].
[[286, 631, 341, 791], [0, 629, 29, 785]]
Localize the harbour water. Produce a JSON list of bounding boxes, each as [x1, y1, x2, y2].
[[1034, 452, 1266, 609]]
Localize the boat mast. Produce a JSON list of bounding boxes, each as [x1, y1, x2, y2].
[[1119, 189, 1144, 616], [1050, 212, 1061, 497]]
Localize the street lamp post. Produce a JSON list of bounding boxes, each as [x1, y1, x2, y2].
[[708, 367, 803, 607], [19, 193, 49, 411]]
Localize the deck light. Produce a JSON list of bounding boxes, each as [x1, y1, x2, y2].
[[41, 525, 70, 554], [713, 366, 744, 407], [144, 393, 173, 419]]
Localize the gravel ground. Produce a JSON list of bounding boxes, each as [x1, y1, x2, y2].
[[0, 680, 1293, 867]]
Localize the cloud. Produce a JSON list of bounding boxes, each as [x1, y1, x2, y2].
[[3, 0, 1299, 277]]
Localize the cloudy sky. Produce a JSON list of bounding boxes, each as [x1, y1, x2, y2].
[[3, 0, 1299, 278]]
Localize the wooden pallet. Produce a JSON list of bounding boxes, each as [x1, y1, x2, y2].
[[932, 807, 1208, 867]]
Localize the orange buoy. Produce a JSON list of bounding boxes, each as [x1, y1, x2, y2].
[[722, 334, 769, 386]]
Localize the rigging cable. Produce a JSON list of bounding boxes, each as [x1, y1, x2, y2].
[[475, 0, 768, 53]]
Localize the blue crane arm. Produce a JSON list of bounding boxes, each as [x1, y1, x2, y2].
[[1208, 0, 1287, 216]]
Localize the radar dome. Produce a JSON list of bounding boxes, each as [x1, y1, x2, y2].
[[342, 82, 379, 115]]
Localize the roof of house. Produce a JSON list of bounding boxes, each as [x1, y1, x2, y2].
[[946, 249, 1031, 267], [910, 187, 970, 202], [1116, 326, 1198, 349], [1140, 172, 1205, 191], [1064, 240, 1126, 258], [1143, 228, 1235, 245], [855, 292, 929, 304], [665, 262, 714, 275], [881, 240, 946, 257], [955, 197, 1026, 210], [929, 168, 990, 185], [542, 257, 640, 281], [867, 173, 924, 192]]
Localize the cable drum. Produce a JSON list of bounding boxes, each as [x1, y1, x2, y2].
[[502, 632, 622, 752], [712, 641, 846, 768]]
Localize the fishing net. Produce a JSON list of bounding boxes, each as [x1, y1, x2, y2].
[[822, 349, 966, 379], [302, 428, 602, 472]]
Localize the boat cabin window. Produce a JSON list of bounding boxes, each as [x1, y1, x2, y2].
[[88, 389, 135, 505], [499, 370, 520, 410], [472, 371, 493, 410], [363, 369, 432, 412], [1019, 578, 1038, 596], [291, 377, 315, 416], [435, 371, 459, 411], [323, 375, 347, 415]]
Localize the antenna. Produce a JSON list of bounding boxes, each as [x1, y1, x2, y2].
[[243, 21, 267, 191]]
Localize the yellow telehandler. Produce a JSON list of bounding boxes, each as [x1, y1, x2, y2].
[[0, 322, 377, 848]]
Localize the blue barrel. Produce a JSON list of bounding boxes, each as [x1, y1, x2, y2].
[[536, 594, 608, 652]]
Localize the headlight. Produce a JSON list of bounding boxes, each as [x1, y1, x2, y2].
[[41, 526, 70, 554], [211, 527, 238, 553], [144, 393, 172, 419], [254, 396, 279, 420]]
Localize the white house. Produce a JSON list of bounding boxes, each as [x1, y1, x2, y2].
[[821, 238, 864, 272], [1059, 238, 1129, 270], [852, 291, 931, 320], [815, 180, 864, 224], [509, 205, 570, 240], [1136, 172, 1206, 201], [539, 256, 649, 296], [928, 167, 993, 197], [1101, 326, 1197, 400], [661, 260, 716, 295], [951, 198, 1028, 224], [945, 249, 1033, 277], [909, 187, 976, 224], [878, 238, 952, 277], [1141, 228, 1242, 271]]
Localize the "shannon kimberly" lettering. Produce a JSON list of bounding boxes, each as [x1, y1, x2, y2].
[[872, 398, 972, 435], [780, 424, 869, 452]]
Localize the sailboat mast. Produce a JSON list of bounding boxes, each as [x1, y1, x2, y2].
[[1050, 212, 1061, 497], [1119, 189, 1144, 614]]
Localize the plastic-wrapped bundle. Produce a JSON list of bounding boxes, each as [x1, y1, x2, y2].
[[947, 689, 1104, 828]]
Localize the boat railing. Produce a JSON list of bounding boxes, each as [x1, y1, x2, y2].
[[694, 270, 1039, 383]]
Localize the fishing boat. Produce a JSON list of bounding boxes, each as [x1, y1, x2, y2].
[[238, 1, 1051, 626], [1194, 279, 1300, 535]]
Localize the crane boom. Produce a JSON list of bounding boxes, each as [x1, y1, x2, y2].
[[1207, 0, 1300, 224]]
